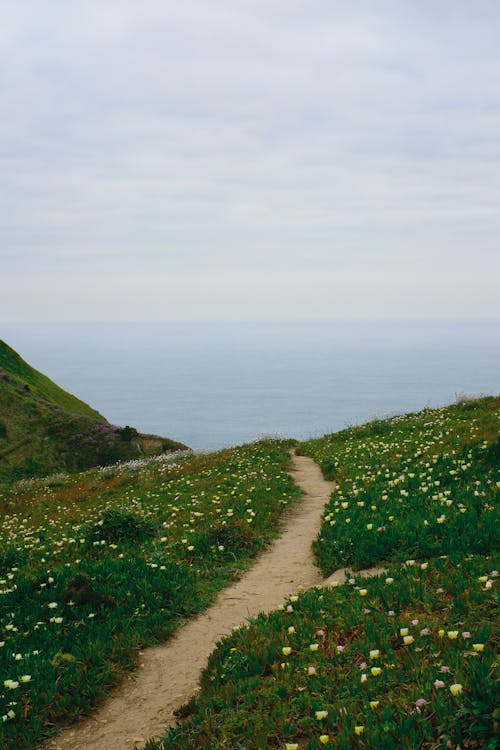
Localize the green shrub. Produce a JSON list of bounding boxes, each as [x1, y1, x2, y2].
[[85, 508, 157, 545]]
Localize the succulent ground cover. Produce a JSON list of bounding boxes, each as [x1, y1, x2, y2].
[[152, 556, 498, 749], [0, 440, 300, 749], [150, 397, 499, 749], [301, 396, 499, 575]]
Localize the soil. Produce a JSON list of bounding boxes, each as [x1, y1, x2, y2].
[[42, 452, 383, 750]]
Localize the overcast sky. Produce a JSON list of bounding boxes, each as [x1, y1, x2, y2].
[[1, 0, 499, 321]]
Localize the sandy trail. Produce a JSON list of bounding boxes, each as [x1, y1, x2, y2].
[[43, 453, 382, 750]]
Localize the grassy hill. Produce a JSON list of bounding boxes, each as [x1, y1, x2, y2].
[[0, 394, 497, 749], [0, 340, 185, 481], [0, 439, 299, 748], [150, 397, 499, 750]]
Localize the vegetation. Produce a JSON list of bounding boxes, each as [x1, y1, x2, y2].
[[0, 340, 185, 481], [149, 397, 499, 749], [0, 440, 300, 748], [301, 396, 499, 575]]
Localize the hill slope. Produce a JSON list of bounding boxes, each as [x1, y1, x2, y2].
[[150, 396, 499, 750], [0, 340, 185, 481]]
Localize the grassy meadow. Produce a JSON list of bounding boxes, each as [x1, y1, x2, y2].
[[0, 440, 300, 748], [148, 397, 499, 750]]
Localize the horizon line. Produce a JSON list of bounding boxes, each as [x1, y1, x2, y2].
[[2, 319, 500, 328]]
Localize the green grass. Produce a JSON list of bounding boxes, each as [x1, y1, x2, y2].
[[151, 556, 498, 750], [147, 397, 499, 750], [301, 396, 499, 575], [0, 439, 301, 749], [0, 340, 105, 421]]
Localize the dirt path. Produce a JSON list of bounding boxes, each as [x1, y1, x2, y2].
[[43, 453, 382, 750]]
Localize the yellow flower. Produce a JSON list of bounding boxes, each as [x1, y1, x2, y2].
[[282, 647, 292, 656], [359, 589, 368, 596], [309, 643, 319, 651], [438, 629, 445, 637], [319, 736, 329, 745], [447, 631, 458, 639], [400, 627, 409, 636], [371, 666, 382, 676], [285, 744, 299, 750], [354, 725, 365, 735], [472, 643, 484, 652], [369, 700, 380, 709], [450, 683, 463, 696], [315, 710, 328, 720], [403, 635, 414, 645], [369, 649, 380, 659]]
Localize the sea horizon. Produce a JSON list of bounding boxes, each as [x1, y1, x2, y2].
[[2, 319, 499, 450]]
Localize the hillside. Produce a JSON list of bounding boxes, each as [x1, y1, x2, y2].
[[149, 396, 499, 750], [0, 395, 497, 749], [0, 439, 299, 749], [0, 340, 185, 481]]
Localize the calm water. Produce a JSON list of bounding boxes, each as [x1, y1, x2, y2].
[[1, 321, 499, 450]]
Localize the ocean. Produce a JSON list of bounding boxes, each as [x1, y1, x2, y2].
[[2, 321, 499, 450]]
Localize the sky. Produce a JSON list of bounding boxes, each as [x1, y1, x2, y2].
[[1, 0, 499, 321]]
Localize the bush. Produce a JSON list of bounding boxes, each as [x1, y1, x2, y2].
[[85, 508, 157, 545]]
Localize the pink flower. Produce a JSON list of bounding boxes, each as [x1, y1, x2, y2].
[[436, 587, 444, 593], [433, 680, 445, 689], [411, 619, 419, 626], [336, 645, 345, 653], [420, 628, 430, 636], [359, 662, 367, 671], [316, 629, 325, 636], [415, 698, 427, 708], [440, 666, 450, 673], [462, 632, 471, 639]]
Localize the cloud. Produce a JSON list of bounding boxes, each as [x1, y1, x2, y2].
[[1, 1, 499, 319]]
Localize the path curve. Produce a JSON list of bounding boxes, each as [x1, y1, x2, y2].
[[42, 453, 381, 750]]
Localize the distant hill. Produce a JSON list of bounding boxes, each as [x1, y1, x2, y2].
[[0, 340, 186, 481]]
